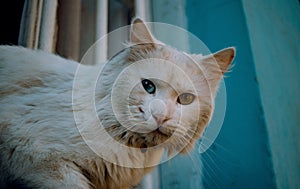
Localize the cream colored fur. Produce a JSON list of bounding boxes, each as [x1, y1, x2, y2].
[[0, 18, 235, 188]]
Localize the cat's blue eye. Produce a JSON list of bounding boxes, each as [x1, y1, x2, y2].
[[141, 79, 156, 94]]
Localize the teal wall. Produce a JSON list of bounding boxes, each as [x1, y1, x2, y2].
[[153, 0, 300, 188], [242, 1, 300, 188], [185, 0, 275, 188], [151, 0, 300, 188]]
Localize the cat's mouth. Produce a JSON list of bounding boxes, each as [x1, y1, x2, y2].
[[145, 126, 175, 146], [108, 123, 178, 150], [153, 127, 172, 137]]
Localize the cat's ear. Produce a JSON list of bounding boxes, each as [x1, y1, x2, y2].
[[130, 17, 156, 45], [202, 47, 235, 74], [195, 47, 235, 94]]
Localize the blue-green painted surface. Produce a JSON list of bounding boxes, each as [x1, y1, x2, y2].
[[153, 0, 277, 188], [242, 1, 300, 188], [186, 0, 276, 188], [152, 0, 300, 188]]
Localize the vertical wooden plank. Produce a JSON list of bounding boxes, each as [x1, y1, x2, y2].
[[56, 0, 81, 61], [95, 0, 108, 63], [152, 0, 189, 52], [107, 0, 130, 58], [78, 0, 108, 64], [134, 0, 151, 21], [79, 0, 96, 61], [18, 0, 43, 49], [38, 0, 58, 52]]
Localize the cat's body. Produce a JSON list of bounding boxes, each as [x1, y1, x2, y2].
[[0, 18, 235, 188]]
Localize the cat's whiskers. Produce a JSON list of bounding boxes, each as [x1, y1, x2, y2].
[[200, 156, 224, 189], [200, 135, 231, 154], [197, 139, 237, 189], [172, 137, 224, 187], [200, 136, 239, 168], [174, 137, 203, 173], [201, 151, 229, 189]]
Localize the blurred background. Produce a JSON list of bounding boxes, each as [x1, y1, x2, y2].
[[1, 0, 299, 189]]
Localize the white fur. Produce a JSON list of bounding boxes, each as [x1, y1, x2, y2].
[[0, 18, 235, 189], [0, 46, 164, 188]]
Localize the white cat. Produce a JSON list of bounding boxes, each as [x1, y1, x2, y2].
[[0, 18, 235, 188]]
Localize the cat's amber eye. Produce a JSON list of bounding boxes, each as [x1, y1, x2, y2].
[[141, 79, 156, 94], [177, 93, 195, 105]]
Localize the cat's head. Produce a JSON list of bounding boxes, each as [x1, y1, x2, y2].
[[99, 18, 235, 154]]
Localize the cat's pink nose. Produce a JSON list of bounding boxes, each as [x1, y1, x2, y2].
[[149, 99, 174, 126], [153, 115, 170, 126]]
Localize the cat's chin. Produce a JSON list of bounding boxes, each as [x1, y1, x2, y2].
[[140, 127, 179, 147]]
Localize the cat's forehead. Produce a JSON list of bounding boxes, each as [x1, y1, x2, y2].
[[154, 46, 203, 72], [127, 46, 204, 93], [153, 46, 202, 75]]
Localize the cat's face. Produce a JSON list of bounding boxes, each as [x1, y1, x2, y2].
[[111, 47, 205, 151], [105, 18, 235, 153]]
